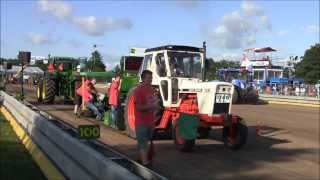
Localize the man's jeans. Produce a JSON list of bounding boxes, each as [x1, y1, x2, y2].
[[86, 101, 103, 120], [111, 105, 119, 128]]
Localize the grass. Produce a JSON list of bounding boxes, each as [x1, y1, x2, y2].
[[0, 112, 46, 180]]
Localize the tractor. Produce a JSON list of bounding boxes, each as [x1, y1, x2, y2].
[[36, 57, 81, 103], [119, 43, 248, 151], [217, 68, 259, 104]]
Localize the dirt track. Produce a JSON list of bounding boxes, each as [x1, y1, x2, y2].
[[5, 84, 320, 180]]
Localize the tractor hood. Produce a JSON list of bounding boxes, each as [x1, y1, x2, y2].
[[178, 78, 234, 115]]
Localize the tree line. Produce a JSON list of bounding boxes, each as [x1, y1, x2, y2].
[[1, 43, 319, 83]]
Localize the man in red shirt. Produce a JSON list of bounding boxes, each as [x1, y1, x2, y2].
[[133, 70, 158, 167], [108, 74, 122, 129]]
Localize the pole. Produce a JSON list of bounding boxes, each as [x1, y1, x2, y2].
[[202, 41, 207, 82], [21, 61, 24, 98]]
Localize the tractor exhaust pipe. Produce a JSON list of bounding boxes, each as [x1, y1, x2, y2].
[[202, 41, 207, 82]]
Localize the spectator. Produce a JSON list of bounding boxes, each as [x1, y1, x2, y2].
[[133, 70, 158, 167], [74, 79, 84, 115], [108, 74, 122, 129], [284, 85, 288, 96], [295, 86, 300, 96], [300, 86, 306, 96], [272, 85, 277, 95], [76, 79, 103, 120]]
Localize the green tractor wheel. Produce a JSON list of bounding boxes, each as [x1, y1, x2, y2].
[[42, 77, 56, 104], [37, 80, 43, 102]]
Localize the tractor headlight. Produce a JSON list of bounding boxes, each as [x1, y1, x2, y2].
[[217, 85, 232, 93]]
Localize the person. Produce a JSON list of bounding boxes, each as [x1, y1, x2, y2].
[[108, 74, 122, 129], [74, 79, 83, 115], [133, 70, 158, 167], [295, 86, 300, 96], [76, 78, 103, 120]]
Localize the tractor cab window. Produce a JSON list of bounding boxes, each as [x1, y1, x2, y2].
[[155, 53, 167, 77], [168, 52, 201, 78], [139, 54, 153, 75]]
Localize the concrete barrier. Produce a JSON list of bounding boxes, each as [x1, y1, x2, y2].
[[0, 91, 146, 180], [259, 94, 320, 108]]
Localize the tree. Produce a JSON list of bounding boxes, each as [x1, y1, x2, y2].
[[205, 58, 240, 80], [86, 50, 106, 72], [295, 43, 320, 84]]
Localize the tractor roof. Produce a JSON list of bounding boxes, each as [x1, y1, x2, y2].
[[145, 45, 202, 53]]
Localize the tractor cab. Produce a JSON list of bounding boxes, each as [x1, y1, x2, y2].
[[139, 45, 205, 107], [47, 57, 80, 73]]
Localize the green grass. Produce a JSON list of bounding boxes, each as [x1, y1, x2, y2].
[[0, 113, 46, 180]]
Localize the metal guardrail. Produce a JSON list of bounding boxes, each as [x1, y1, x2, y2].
[[259, 94, 320, 106], [0, 91, 167, 180]]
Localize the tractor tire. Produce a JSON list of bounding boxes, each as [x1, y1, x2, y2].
[[124, 87, 137, 139], [37, 80, 43, 102], [232, 88, 239, 104], [222, 119, 248, 150], [42, 77, 56, 104], [197, 127, 210, 139], [173, 125, 195, 152], [245, 88, 259, 103]]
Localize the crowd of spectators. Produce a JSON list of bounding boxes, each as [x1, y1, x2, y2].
[[259, 84, 320, 98]]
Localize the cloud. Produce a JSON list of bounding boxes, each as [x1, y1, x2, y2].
[[72, 16, 132, 36], [37, 0, 133, 37], [277, 30, 289, 36], [241, 1, 263, 17], [302, 25, 320, 34], [38, 0, 72, 20], [26, 32, 58, 45], [207, 1, 271, 50], [67, 39, 83, 48]]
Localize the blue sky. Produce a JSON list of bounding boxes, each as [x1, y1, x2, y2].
[[1, 0, 319, 67]]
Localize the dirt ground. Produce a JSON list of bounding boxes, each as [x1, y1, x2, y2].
[[5, 84, 320, 180]]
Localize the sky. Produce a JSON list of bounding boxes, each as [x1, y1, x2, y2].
[[1, 0, 319, 68]]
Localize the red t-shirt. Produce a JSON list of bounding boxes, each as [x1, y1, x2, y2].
[[108, 79, 120, 106], [133, 84, 155, 126], [76, 80, 93, 103]]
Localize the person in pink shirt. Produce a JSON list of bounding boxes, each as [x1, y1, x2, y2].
[[133, 70, 158, 167], [108, 74, 122, 128], [76, 79, 103, 120]]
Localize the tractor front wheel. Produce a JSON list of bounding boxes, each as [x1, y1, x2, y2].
[[172, 125, 195, 152], [42, 77, 55, 104], [124, 88, 137, 139], [222, 119, 248, 150], [37, 80, 43, 102]]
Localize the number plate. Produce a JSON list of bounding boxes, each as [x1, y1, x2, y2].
[[78, 125, 100, 139], [215, 94, 231, 103]]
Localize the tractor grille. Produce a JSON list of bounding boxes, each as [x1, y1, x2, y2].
[[213, 103, 230, 114]]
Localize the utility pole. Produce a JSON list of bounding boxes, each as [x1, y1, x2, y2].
[[91, 44, 97, 72]]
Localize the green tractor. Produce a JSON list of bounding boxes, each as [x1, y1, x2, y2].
[[37, 57, 81, 103]]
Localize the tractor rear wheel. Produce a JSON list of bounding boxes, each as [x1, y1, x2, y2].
[[222, 119, 248, 150], [173, 125, 195, 152], [42, 77, 55, 104], [124, 88, 137, 138], [232, 88, 239, 104], [37, 80, 43, 102]]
